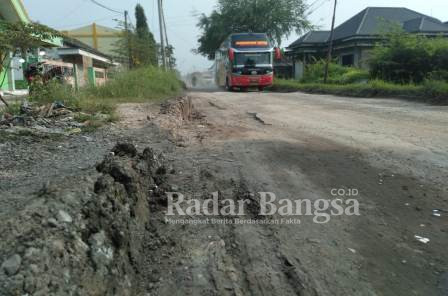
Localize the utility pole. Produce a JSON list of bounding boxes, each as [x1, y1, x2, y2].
[[124, 10, 132, 69], [324, 0, 337, 84], [161, 2, 170, 69], [158, 0, 167, 70]]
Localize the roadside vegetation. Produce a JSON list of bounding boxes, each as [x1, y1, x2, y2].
[[271, 79, 448, 104], [3, 66, 183, 130], [271, 31, 448, 104]]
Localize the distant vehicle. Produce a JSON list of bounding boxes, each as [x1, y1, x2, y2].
[[214, 33, 281, 91]]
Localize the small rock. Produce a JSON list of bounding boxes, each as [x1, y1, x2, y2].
[[57, 210, 73, 223], [306, 238, 321, 244], [24, 247, 40, 260], [67, 128, 82, 135], [29, 264, 39, 274], [24, 275, 36, 293], [170, 185, 179, 191], [82, 136, 94, 142], [90, 231, 107, 247], [47, 218, 59, 227], [1, 254, 22, 276], [52, 240, 66, 255], [74, 237, 90, 252], [348, 248, 357, 254]]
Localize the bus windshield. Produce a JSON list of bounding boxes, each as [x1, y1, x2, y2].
[[234, 52, 271, 67]]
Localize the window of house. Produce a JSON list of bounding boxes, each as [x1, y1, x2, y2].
[[95, 71, 105, 78], [342, 54, 354, 66]]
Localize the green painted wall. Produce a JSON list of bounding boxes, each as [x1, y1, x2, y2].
[[0, 68, 10, 91], [87, 67, 96, 86]]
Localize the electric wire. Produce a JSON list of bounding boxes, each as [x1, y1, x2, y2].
[[88, 0, 123, 14], [56, 14, 121, 30], [306, 0, 330, 16]]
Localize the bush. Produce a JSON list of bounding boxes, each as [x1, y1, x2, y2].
[[84, 66, 182, 101], [301, 60, 346, 83], [29, 80, 77, 105], [301, 60, 369, 84], [340, 68, 370, 84], [422, 80, 448, 102], [370, 32, 448, 84]]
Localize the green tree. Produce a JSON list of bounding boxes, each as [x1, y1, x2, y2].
[[111, 20, 134, 67], [196, 0, 310, 59], [165, 45, 177, 69], [156, 44, 177, 70], [0, 21, 59, 106], [113, 5, 158, 68], [135, 4, 157, 66]]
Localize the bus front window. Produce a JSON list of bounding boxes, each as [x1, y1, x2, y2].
[[234, 52, 271, 67]]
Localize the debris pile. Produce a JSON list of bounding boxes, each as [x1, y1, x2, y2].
[[0, 100, 85, 136], [160, 96, 204, 121], [0, 143, 170, 295]]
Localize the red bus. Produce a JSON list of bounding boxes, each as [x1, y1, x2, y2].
[[214, 33, 281, 91]]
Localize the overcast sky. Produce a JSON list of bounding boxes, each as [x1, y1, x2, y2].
[[23, 0, 448, 74]]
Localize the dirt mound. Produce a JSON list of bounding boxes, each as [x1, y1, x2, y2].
[[0, 143, 169, 296], [160, 96, 203, 121]]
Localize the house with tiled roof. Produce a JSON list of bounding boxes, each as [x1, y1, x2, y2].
[[288, 7, 448, 79]]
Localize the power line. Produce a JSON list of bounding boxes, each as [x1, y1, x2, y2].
[[307, 0, 322, 10], [166, 26, 191, 47], [56, 0, 88, 23], [306, 0, 330, 16], [56, 15, 121, 30], [88, 0, 123, 14]]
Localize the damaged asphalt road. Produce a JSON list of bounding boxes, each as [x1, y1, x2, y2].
[[1, 91, 447, 295]]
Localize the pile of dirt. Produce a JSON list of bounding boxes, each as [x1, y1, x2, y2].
[[159, 96, 204, 122], [0, 142, 170, 295], [0, 100, 85, 136], [157, 96, 207, 146]]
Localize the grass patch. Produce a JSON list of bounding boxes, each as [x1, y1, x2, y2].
[[270, 79, 448, 105], [0, 102, 21, 117], [83, 66, 183, 102]]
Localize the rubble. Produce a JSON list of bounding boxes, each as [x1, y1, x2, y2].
[[1, 254, 22, 276], [56, 210, 73, 223], [0, 100, 85, 136]]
